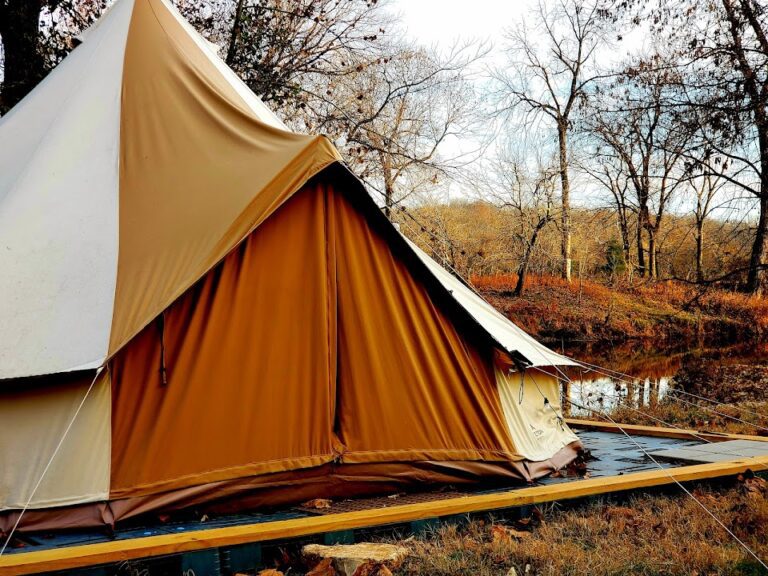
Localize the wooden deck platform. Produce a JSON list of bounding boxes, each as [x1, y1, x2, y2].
[[2, 420, 767, 576]]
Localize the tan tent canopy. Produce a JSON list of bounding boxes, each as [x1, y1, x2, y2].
[[0, 0, 579, 534]]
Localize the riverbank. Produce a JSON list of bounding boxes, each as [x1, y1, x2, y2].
[[594, 355, 768, 436], [473, 274, 768, 346]]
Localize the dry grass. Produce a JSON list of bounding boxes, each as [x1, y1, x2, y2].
[[604, 399, 768, 437], [471, 274, 768, 344], [399, 481, 768, 576]]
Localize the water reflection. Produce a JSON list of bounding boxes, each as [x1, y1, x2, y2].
[[564, 374, 671, 417], [553, 341, 768, 418]]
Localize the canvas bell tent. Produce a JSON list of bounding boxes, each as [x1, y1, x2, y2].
[[0, 0, 580, 534]]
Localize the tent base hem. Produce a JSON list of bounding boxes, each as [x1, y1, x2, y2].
[[0, 443, 581, 535]]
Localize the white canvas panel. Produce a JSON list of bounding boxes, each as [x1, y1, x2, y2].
[[0, 371, 111, 510], [496, 369, 579, 462], [0, 0, 135, 379], [402, 236, 577, 367]]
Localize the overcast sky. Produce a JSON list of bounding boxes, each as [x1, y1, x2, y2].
[[387, 0, 657, 207], [385, 0, 558, 203], [390, 0, 531, 50]]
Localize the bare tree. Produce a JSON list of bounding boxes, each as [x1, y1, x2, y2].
[[587, 61, 692, 278], [474, 141, 559, 296], [580, 153, 636, 274], [718, 0, 768, 293], [179, 0, 389, 107], [0, 0, 106, 114], [627, 0, 768, 292], [679, 153, 730, 282], [301, 41, 486, 219], [494, 0, 607, 282]]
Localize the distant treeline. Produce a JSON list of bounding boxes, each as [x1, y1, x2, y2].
[[399, 201, 753, 290]]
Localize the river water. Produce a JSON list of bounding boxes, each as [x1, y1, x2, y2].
[[555, 341, 768, 417]]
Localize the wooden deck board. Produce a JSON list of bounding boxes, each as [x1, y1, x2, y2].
[[565, 418, 768, 443], [3, 450, 768, 575], [2, 422, 766, 575]]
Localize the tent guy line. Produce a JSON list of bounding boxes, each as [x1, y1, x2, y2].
[[500, 308, 768, 568], [563, 395, 768, 571], [524, 323, 768, 563], [537, 366, 768, 467], [667, 388, 768, 421]]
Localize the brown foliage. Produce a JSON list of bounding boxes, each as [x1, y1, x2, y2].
[[472, 273, 768, 344]]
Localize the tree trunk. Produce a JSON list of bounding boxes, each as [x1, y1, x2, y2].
[[383, 185, 393, 220], [695, 219, 705, 283], [747, 190, 768, 294], [513, 265, 527, 297], [514, 236, 536, 297], [380, 152, 395, 220], [0, 1, 45, 114], [225, 0, 246, 66], [619, 211, 632, 275], [557, 123, 572, 282], [514, 241, 534, 297], [514, 220, 548, 296], [746, 130, 768, 294], [647, 231, 657, 280], [636, 219, 646, 278]]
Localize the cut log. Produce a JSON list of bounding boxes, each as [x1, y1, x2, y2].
[[302, 543, 408, 576]]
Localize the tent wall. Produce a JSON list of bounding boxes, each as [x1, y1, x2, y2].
[[0, 371, 110, 511], [110, 185, 338, 498], [109, 178, 529, 501], [494, 360, 579, 462], [330, 185, 520, 463]]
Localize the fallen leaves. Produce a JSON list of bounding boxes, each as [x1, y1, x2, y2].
[[602, 505, 642, 531], [304, 498, 333, 509], [491, 524, 532, 545], [352, 562, 393, 576], [306, 558, 337, 576], [738, 472, 767, 498]]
